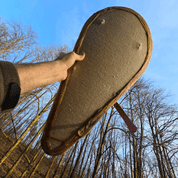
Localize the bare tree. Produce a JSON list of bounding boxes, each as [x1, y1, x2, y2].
[[70, 133, 90, 178], [92, 106, 114, 178], [144, 87, 178, 178], [119, 78, 178, 178]]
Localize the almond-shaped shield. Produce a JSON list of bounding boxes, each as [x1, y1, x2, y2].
[[41, 6, 153, 156]]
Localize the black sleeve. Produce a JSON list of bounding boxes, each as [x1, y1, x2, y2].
[[0, 61, 21, 114]]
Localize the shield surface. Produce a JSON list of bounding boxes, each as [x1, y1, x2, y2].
[[41, 6, 153, 156]]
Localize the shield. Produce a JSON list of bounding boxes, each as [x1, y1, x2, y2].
[[41, 6, 153, 156]]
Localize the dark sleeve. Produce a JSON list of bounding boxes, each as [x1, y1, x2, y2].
[[0, 61, 21, 114]]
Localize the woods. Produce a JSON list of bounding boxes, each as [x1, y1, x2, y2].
[[0, 17, 178, 178]]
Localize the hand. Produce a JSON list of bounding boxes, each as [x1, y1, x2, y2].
[[55, 51, 85, 81], [55, 51, 85, 70]]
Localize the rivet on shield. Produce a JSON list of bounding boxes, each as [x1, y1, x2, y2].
[[98, 19, 105, 25], [137, 43, 142, 50], [77, 130, 83, 137]]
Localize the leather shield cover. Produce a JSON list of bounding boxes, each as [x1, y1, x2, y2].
[[41, 6, 153, 156]]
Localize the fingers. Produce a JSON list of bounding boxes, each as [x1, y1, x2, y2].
[[75, 52, 85, 61]]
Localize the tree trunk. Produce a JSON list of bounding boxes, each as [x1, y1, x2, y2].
[[81, 136, 96, 177], [70, 134, 89, 178], [148, 115, 164, 178], [53, 154, 65, 177], [59, 142, 79, 178], [133, 135, 137, 178], [92, 107, 113, 178], [78, 135, 89, 176], [160, 132, 174, 178]]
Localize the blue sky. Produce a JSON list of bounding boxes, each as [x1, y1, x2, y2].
[[0, 0, 178, 106]]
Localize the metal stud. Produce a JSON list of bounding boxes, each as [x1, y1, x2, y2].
[[97, 19, 105, 25], [137, 43, 142, 50]]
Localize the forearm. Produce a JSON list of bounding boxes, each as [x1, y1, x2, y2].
[[15, 60, 66, 95]]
